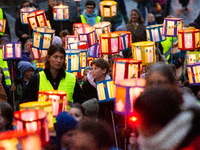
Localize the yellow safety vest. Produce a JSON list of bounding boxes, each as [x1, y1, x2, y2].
[[39, 71, 76, 110], [0, 8, 4, 36], [80, 15, 101, 24]]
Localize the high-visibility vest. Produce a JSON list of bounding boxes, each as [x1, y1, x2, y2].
[[0, 49, 11, 86], [0, 8, 4, 36], [39, 71, 76, 110], [80, 15, 101, 24]]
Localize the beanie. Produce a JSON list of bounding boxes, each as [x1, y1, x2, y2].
[[0, 36, 10, 43], [82, 98, 99, 118], [18, 61, 34, 75], [55, 111, 78, 138], [53, 36, 62, 45]]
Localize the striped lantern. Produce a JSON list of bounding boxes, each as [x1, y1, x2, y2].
[[53, 5, 69, 21], [79, 49, 88, 69], [32, 27, 55, 50], [19, 101, 54, 131], [88, 42, 101, 58], [93, 21, 111, 40], [27, 10, 47, 29], [65, 35, 78, 49], [68, 41, 88, 50], [178, 28, 200, 50], [113, 58, 142, 84], [73, 23, 89, 35], [14, 109, 49, 146], [114, 31, 132, 51], [20, 7, 36, 24], [100, 0, 117, 17], [187, 63, 200, 86], [0, 19, 6, 33], [2, 42, 22, 60], [76, 26, 96, 47], [65, 50, 81, 72], [115, 78, 146, 115], [163, 17, 183, 37], [187, 51, 200, 64], [100, 32, 120, 55], [96, 79, 115, 103], [31, 48, 47, 60], [146, 24, 166, 42], [132, 41, 156, 65]]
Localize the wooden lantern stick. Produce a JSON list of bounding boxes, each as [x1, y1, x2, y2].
[[11, 61, 16, 112], [124, 115, 127, 150], [111, 110, 118, 150], [171, 37, 174, 67]]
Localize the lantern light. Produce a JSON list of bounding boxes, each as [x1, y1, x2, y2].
[[65, 35, 78, 49], [20, 7, 36, 24], [73, 23, 89, 35], [79, 49, 88, 69], [115, 78, 146, 115], [0, 19, 6, 33], [93, 21, 111, 40], [2, 42, 22, 60], [36, 62, 45, 69], [100, 1, 117, 17], [65, 49, 81, 72], [187, 51, 200, 64], [146, 24, 166, 42], [68, 41, 88, 50], [132, 41, 156, 65], [53, 5, 69, 21], [187, 63, 200, 86], [31, 48, 47, 60], [114, 31, 132, 51]]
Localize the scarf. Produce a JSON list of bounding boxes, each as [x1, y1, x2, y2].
[[82, 9, 98, 26], [140, 111, 193, 150]]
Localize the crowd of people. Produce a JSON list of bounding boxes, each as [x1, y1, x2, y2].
[[1, 0, 200, 149]]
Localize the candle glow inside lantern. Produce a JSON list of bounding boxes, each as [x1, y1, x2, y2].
[[73, 23, 89, 35], [96, 79, 115, 103], [20, 7, 36, 24], [0, 19, 6, 33], [187, 63, 200, 86], [146, 24, 166, 42], [65, 35, 78, 49], [27, 10, 47, 30], [19, 101, 54, 131], [115, 78, 146, 115], [113, 58, 142, 84], [76, 26, 96, 47], [14, 109, 50, 146], [93, 21, 111, 40], [100, 1, 117, 17], [53, 5, 69, 21], [163, 17, 183, 37], [132, 41, 156, 65], [38, 90, 68, 116], [36, 62, 45, 69], [187, 51, 200, 64], [32, 27, 55, 50], [178, 28, 200, 50], [114, 31, 132, 51], [0, 130, 41, 150], [65, 50, 81, 72], [2, 42, 22, 60], [100, 32, 120, 55], [31, 48, 47, 60]]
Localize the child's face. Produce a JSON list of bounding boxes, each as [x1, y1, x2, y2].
[[25, 41, 32, 51], [91, 64, 106, 81], [83, 69, 91, 82], [0, 109, 8, 132], [68, 108, 84, 122], [148, 14, 155, 23]]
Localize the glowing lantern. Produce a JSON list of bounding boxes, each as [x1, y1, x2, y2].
[[20, 7, 36, 24], [88, 57, 94, 66], [114, 31, 132, 51], [88, 42, 101, 58], [163, 17, 183, 37], [79, 49, 88, 69], [76, 26, 96, 47], [27, 10, 47, 30], [32, 27, 55, 50], [0, 130, 41, 150], [100, 0, 117, 17], [187, 63, 200, 86], [178, 28, 200, 50], [115, 78, 146, 115], [187, 51, 200, 64], [68, 41, 88, 49], [146, 24, 166, 42], [0, 19, 6, 33], [73, 23, 89, 35], [14, 109, 50, 146], [47, 20, 51, 29], [65, 50, 81, 72], [53, 5, 69, 21], [19, 101, 54, 131], [31, 48, 47, 60], [100, 32, 120, 55], [36, 62, 45, 69], [132, 41, 156, 65], [93, 21, 111, 40], [2, 42, 22, 60], [38, 90, 68, 116], [96, 79, 115, 103], [65, 35, 78, 49], [113, 58, 142, 84]]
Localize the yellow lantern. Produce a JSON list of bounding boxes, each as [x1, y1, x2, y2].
[[100, 0, 117, 17], [187, 63, 200, 86]]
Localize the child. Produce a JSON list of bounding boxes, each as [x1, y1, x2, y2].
[[147, 13, 157, 26], [82, 66, 92, 83], [68, 103, 85, 122], [22, 38, 33, 64]]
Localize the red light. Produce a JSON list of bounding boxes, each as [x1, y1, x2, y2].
[[129, 116, 138, 122]]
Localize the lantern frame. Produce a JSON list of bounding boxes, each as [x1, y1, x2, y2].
[[146, 24, 166, 42], [93, 21, 111, 40], [31, 48, 47, 60], [65, 49, 81, 72], [2, 42, 22, 60], [73, 23, 89, 35], [187, 51, 200, 64], [53, 5, 69, 21], [114, 31, 132, 51], [65, 35, 78, 49], [100, 1, 117, 17], [187, 63, 200, 86], [20, 7, 36, 24]]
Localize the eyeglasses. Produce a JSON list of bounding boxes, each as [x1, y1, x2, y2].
[[86, 7, 94, 10], [26, 69, 34, 73]]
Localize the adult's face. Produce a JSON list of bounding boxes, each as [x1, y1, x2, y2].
[[131, 11, 139, 23], [49, 0, 58, 8], [85, 5, 95, 15], [22, 2, 30, 8], [48, 51, 65, 71]]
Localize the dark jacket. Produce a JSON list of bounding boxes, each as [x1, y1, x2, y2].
[[82, 79, 98, 100]]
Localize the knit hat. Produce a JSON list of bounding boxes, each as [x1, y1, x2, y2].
[[55, 111, 78, 138], [18, 61, 34, 75], [0, 36, 10, 44], [53, 36, 62, 45], [82, 98, 99, 118]]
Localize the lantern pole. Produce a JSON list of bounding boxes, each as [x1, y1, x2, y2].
[[111, 110, 118, 150], [11, 61, 16, 112], [171, 37, 174, 67], [124, 115, 127, 150]]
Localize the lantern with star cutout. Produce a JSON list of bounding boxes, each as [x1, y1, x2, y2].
[[0, 19, 6, 33], [187, 51, 200, 64], [65, 50, 81, 72], [146, 24, 166, 42], [114, 31, 132, 51], [187, 63, 200, 86], [53, 5, 69, 21], [20, 7, 36, 24], [93, 21, 111, 40], [100, 0, 117, 17], [2, 42, 22, 60]]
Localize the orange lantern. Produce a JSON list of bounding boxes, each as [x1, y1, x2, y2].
[[100, 0, 117, 17], [36, 62, 45, 69], [0, 19, 6, 33], [93, 21, 111, 40]]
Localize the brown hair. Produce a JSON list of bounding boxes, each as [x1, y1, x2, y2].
[[91, 58, 109, 75], [127, 9, 144, 24], [0, 102, 13, 130]]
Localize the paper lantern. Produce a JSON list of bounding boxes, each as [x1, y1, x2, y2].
[[38, 90, 68, 116], [79, 49, 88, 69], [53, 5, 69, 21], [115, 78, 146, 115], [32, 27, 55, 50], [14, 109, 50, 146], [113, 58, 142, 84], [2, 42, 22, 60], [20, 7, 36, 24], [31, 48, 47, 60], [100, 0, 117, 17], [27, 10, 47, 29], [0, 130, 41, 150], [0, 19, 6, 33], [65, 35, 78, 49], [114, 31, 132, 51], [132, 41, 156, 65], [36, 62, 45, 69], [178, 28, 200, 50], [146, 24, 166, 42], [187, 63, 200, 86], [65, 50, 81, 72], [76, 26, 96, 47], [187, 51, 200, 64], [88, 42, 101, 58], [73, 23, 89, 35], [87, 57, 94, 66], [93, 21, 111, 40], [68, 41, 88, 49], [163, 17, 183, 37], [96, 79, 115, 103], [47, 20, 51, 29], [19, 101, 54, 131]]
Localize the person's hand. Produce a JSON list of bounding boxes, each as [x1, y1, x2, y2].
[[10, 84, 16, 92], [21, 34, 29, 38]]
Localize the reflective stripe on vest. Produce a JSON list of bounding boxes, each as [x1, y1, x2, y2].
[[39, 71, 76, 110], [80, 15, 101, 24], [0, 8, 4, 36]]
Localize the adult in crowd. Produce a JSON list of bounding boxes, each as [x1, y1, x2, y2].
[[21, 44, 86, 106], [75, 0, 101, 26], [0, 7, 11, 39]]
